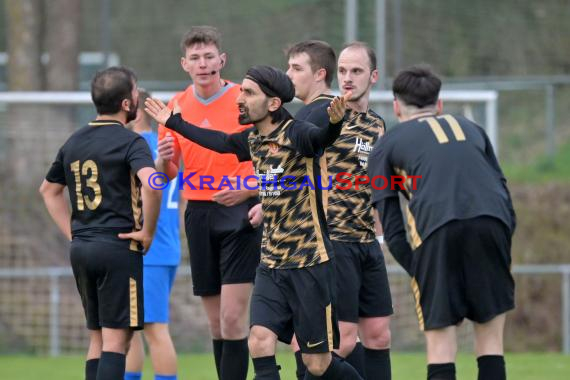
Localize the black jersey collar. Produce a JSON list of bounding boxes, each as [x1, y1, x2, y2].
[[88, 119, 124, 127]]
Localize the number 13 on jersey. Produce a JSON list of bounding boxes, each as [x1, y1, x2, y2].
[[70, 160, 102, 210]]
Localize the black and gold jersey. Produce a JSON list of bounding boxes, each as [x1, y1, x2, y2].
[[326, 110, 385, 242], [165, 113, 343, 269], [368, 114, 516, 250], [45, 120, 155, 252], [295, 94, 335, 128]]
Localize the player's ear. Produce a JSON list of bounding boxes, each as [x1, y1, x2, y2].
[[122, 98, 131, 112], [268, 97, 281, 112], [370, 68, 379, 85], [436, 99, 443, 115], [393, 99, 402, 119], [315, 68, 327, 82], [180, 57, 190, 73], [220, 52, 227, 68]]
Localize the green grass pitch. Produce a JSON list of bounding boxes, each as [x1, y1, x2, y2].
[[0, 352, 568, 379]]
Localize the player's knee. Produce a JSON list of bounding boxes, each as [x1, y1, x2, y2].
[[102, 338, 128, 354], [144, 325, 170, 346], [102, 329, 132, 353], [220, 307, 247, 337], [248, 327, 275, 356], [303, 353, 331, 376], [360, 317, 391, 349], [363, 325, 391, 349]]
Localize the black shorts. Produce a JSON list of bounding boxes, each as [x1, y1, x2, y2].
[[334, 240, 393, 322], [250, 261, 340, 354], [411, 216, 515, 331], [70, 238, 143, 330], [185, 200, 262, 296]]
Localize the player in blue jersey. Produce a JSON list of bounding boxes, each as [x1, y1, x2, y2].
[[125, 90, 180, 380]]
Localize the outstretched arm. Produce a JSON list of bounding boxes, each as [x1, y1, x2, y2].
[[145, 98, 251, 161], [291, 92, 351, 156]]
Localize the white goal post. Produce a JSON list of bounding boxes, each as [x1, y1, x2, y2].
[[0, 90, 499, 155]]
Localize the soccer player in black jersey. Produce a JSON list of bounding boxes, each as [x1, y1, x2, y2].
[[368, 65, 516, 380], [285, 40, 340, 379], [145, 65, 363, 380], [286, 40, 393, 380], [330, 41, 393, 380], [39, 67, 162, 380]]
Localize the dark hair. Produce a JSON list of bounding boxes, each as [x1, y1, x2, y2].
[[180, 25, 222, 54], [342, 41, 377, 71], [90, 66, 137, 115], [286, 40, 336, 87], [392, 64, 441, 108]]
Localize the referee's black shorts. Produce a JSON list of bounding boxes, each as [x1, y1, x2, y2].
[[411, 216, 515, 331], [70, 237, 144, 330], [185, 199, 262, 296], [334, 240, 393, 322], [250, 260, 340, 354]]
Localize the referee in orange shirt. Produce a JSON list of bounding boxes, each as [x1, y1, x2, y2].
[[155, 26, 262, 380]]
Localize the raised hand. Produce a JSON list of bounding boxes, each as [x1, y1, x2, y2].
[[144, 97, 173, 125], [327, 91, 352, 124]]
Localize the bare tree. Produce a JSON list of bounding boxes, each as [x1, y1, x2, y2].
[[5, 0, 43, 90], [3, 0, 81, 184], [2, 0, 82, 270], [45, 0, 81, 91]]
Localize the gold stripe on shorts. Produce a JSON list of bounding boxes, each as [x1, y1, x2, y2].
[[326, 303, 333, 350], [129, 277, 138, 327], [411, 277, 425, 331]]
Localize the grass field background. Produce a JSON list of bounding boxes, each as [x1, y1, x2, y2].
[[0, 352, 568, 379], [503, 142, 570, 183]]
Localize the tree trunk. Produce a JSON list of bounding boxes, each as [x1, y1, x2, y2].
[[43, 0, 82, 179], [4, 0, 44, 187], [2, 0, 81, 272], [45, 0, 81, 91], [5, 0, 43, 90]]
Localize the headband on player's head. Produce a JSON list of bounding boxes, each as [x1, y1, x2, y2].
[[245, 65, 295, 103]]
